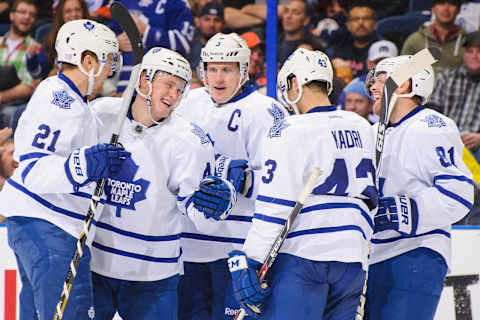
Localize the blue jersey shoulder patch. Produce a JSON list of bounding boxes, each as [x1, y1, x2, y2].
[[191, 122, 210, 144], [51, 89, 75, 110], [104, 157, 150, 217], [421, 114, 446, 128], [268, 103, 288, 138]]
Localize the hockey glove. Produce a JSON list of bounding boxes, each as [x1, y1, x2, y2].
[[215, 155, 253, 197], [228, 250, 271, 316], [375, 195, 419, 235], [66, 143, 131, 188], [193, 176, 237, 220]]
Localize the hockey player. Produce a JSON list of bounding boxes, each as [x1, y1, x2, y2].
[[90, 47, 237, 319], [0, 19, 129, 319], [228, 48, 378, 319], [364, 56, 474, 319], [110, 0, 194, 93], [175, 32, 289, 319]]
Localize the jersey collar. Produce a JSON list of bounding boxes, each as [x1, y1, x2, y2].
[[58, 72, 87, 103], [307, 105, 338, 113], [390, 105, 424, 128]]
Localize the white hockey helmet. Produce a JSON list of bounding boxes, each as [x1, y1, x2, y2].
[[55, 19, 120, 95], [56, 19, 120, 71], [200, 32, 251, 103], [136, 47, 192, 124], [371, 55, 434, 104], [277, 48, 333, 114]]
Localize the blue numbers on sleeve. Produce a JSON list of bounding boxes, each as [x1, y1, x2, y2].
[[436, 146, 455, 167], [262, 159, 277, 183], [32, 124, 61, 152]]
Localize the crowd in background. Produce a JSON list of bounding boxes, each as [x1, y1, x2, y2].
[[0, 0, 479, 224]]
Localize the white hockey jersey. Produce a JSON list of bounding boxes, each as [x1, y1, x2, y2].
[[175, 85, 289, 262], [370, 106, 474, 270], [90, 97, 217, 281], [243, 106, 377, 270], [0, 74, 103, 239]]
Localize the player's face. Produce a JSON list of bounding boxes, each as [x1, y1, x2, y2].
[[205, 62, 242, 103], [63, 0, 83, 22], [345, 92, 372, 119], [369, 72, 387, 115], [0, 141, 18, 178], [150, 72, 186, 119], [92, 54, 114, 94]]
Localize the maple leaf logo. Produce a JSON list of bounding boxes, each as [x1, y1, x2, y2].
[[104, 157, 150, 217]]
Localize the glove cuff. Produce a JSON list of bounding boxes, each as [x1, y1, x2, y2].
[[214, 154, 231, 180], [397, 195, 419, 235], [65, 147, 89, 188], [228, 251, 248, 272]]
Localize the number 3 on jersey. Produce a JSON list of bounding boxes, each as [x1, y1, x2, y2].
[[262, 159, 277, 183]]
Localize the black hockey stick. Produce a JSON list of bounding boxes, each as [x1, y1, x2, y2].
[[234, 167, 321, 320], [52, 3, 144, 319], [355, 47, 440, 320]]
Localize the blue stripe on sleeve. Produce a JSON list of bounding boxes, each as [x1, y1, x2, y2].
[[434, 184, 473, 209], [7, 178, 87, 221], [21, 160, 38, 183], [95, 221, 181, 242], [177, 196, 187, 201], [301, 203, 374, 229], [226, 215, 252, 222], [19, 152, 49, 162], [434, 174, 474, 186], [181, 232, 245, 244], [253, 213, 286, 225], [287, 225, 367, 240], [256, 195, 296, 207], [372, 229, 450, 244], [92, 242, 180, 263]]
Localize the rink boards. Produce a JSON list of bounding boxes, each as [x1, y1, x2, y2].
[[0, 224, 478, 319]]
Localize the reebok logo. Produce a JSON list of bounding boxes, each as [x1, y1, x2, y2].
[[225, 307, 241, 316]]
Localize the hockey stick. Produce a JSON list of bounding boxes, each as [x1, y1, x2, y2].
[[234, 167, 321, 320], [355, 47, 440, 320], [52, 3, 144, 319]]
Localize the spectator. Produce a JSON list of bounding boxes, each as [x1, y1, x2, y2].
[[0, 0, 39, 128], [337, 39, 397, 110], [343, 80, 374, 122], [427, 31, 480, 162], [0, 126, 14, 190], [402, 0, 467, 73], [26, 0, 90, 81], [278, 0, 311, 67], [241, 30, 265, 90], [332, 2, 377, 83], [0, 1, 11, 24], [110, 0, 194, 94], [188, 2, 225, 88]]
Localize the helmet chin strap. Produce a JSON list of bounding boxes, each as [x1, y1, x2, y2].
[[79, 63, 105, 96], [135, 81, 162, 125], [284, 83, 303, 115]]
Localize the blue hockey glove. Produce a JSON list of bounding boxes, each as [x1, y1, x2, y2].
[[193, 176, 237, 220], [375, 195, 418, 235], [215, 155, 253, 197], [65, 143, 131, 188], [228, 250, 271, 316]]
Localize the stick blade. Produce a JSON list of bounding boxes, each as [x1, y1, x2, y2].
[[110, 2, 144, 65], [390, 47, 439, 86]]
